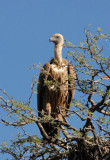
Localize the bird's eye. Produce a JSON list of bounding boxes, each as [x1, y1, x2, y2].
[[56, 36, 59, 39]]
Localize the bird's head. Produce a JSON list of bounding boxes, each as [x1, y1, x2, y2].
[[49, 33, 64, 46]]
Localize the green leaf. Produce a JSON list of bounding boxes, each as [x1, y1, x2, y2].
[[97, 27, 104, 32]]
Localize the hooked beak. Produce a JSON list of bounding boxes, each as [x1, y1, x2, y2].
[[49, 36, 55, 42]]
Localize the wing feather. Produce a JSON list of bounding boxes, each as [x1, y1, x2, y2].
[[37, 63, 51, 116], [67, 64, 76, 109]]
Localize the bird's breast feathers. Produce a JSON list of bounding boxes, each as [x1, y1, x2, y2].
[[51, 63, 68, 73]]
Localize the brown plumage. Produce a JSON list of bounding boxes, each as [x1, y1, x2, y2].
[[37, 33, 76, 137]]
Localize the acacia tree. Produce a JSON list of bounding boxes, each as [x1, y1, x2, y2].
[[0, 28, 110, 160]]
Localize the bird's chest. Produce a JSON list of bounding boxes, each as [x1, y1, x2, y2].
[[50, 64, 68, 80], [45, 64, 68, 91]]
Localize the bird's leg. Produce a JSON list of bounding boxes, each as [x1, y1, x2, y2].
[[46, 103, 51, 117]]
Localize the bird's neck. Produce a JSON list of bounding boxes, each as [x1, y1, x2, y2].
[[54, 44, 63, 65]]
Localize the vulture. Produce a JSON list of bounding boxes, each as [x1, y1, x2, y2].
[[37, 33, 76, 137]]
